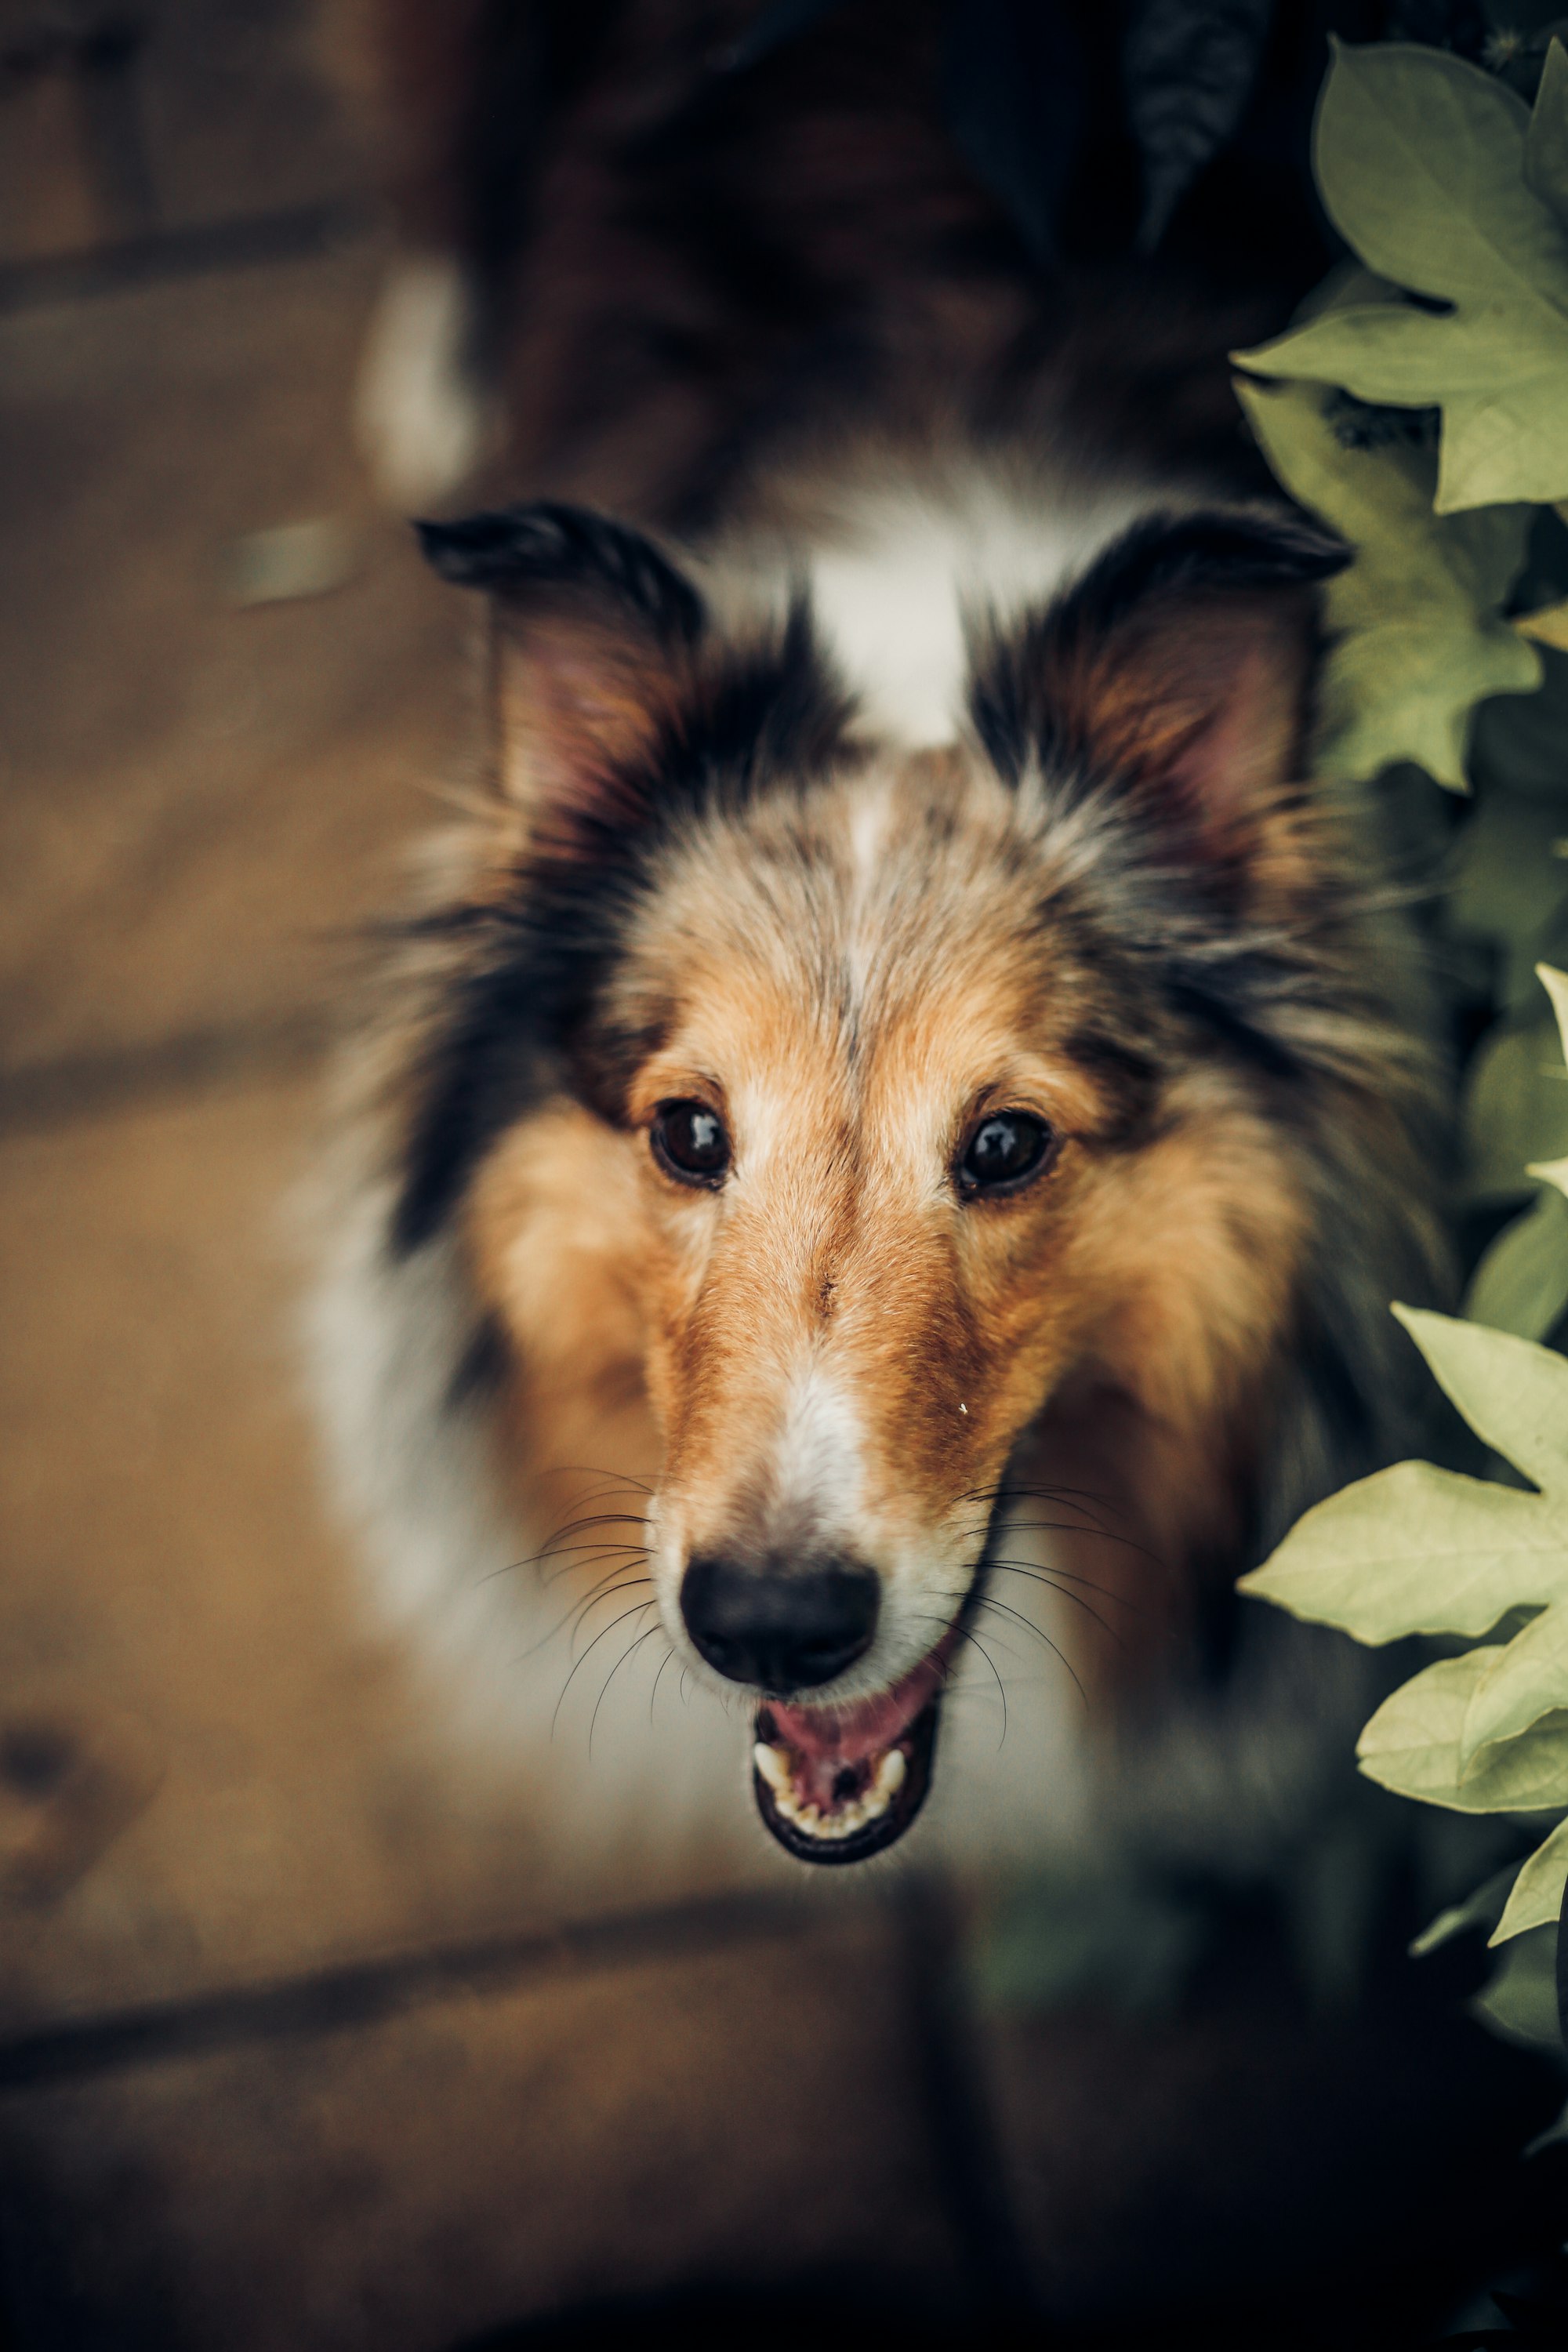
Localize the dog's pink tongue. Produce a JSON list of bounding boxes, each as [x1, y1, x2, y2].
[[768, 1645, 948, 1763]]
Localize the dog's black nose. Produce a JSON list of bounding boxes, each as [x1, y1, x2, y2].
[[681, 1556, 880, 1693]]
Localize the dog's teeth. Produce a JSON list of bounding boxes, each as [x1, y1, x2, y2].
[[755, 1734, 913, 1842]]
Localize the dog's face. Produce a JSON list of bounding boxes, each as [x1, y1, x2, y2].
[[405, 499, 1348, 1860]]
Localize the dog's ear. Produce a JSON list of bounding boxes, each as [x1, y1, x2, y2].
[[418, 502, 706, 840], [969, 507, 1349, 883]]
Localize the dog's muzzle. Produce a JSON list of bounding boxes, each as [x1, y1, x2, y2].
[[678, 1552, 956, 1861], [678, 1548, 963, 1863]]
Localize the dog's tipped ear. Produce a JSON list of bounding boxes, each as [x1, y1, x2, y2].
[[970, 507, 1348, 879], [416, 503, 705, 640], [417, 501, 706, 834]]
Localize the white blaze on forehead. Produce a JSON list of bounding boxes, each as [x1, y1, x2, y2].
[[847, 775, 894, 892], [841, 774, 898, 1018]]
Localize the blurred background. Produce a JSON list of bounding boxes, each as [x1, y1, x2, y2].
[[0, 3, 1565, 2346]]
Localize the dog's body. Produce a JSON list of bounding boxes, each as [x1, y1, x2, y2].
[[313, 3, 1454, 1894]]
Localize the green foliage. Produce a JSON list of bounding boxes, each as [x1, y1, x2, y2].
[[1243, 971, 1568, 2057], [1465, 1185, 1568, 1341], [1232, 30, 1568, 2069], [1237, 41, 1568, 513], [1526, 34, 1568, 229], [1474, 1923, 1563, 2053], [1241, 1294, 1568, 1647], [1498, 1814, 1568, 1940], [1235, 368, 1537, 786]]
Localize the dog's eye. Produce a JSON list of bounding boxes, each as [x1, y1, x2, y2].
[[958, 1112, 1054, 1197], [652, 1100, 731, 1186]]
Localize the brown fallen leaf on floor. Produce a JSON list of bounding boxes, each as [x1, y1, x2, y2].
[[222, 516, 358, 607]]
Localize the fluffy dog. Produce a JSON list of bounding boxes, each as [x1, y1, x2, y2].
[[313, 2, 1451, 1885]]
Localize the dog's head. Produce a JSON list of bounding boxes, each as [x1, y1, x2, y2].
[[397, 495, 1362, 1860]]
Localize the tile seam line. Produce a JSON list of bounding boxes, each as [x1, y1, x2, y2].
[[0, 1013, 332, 1136], [0, 200, 377, 318], [0, 1888, 837, 2092]]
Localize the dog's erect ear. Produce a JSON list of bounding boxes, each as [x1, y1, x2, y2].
[[418, 502, 706, 836], [969, 507, 1349, 877]]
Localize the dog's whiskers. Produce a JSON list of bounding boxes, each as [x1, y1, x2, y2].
[[985, 1560, 1137, 1642], [563, 1569, 655, 1644], [648, 1641, 678, 1724], [590, 1609, 665, 1755], [516, 1565, 654, 1659], [935, 1584, 1088, 1707], [538, 1465, 657, 1499], [916, 1608, 1009, 1748], [551, 1599, 664, 1739], [538, 1543, 652, 1592]]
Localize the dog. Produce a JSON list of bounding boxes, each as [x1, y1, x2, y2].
[[310, 0, 1454, 1888]]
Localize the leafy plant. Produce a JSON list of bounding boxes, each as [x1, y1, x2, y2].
[[1235, 32, 1568, 2073], [1240, 42, 1568, 512]]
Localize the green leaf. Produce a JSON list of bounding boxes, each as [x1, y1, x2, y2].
[[1472, 1922, 1563, 2053], [1410, 1859, 1520, 1955], [1494, 1813, 1568, 1942], [1519, 597, 1568, 652], [1527, 2095, 1568, 2157], [1471, 645, 1568, 805], [1526, 38, 1568, 231], [1239, 1457, 1563, 1642], [1236, 42, 1568, 511], [1236, 375, 1538, 787], [1358, 1650, 1568, 1809], [1450, 798, 1568, 1013], [1464, 963, 1568, 1333], [1541, 961, 1568, 1054], [1464, 1184, 1568, 1341], [1462, 1602, 1568, 1761], [1461, 1011, 1568, 1200], [1393, 1305, 1568, 1489], [1246, 1312, 1568, 1810], [1527, 969, 1568, 1209]]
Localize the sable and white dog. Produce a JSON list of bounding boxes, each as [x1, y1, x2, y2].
[[313, 3, 1451, 1889]]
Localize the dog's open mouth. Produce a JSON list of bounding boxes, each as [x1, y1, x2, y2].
[[750, 1635, 955, 1864]]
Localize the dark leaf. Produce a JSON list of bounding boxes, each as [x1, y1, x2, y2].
[[1123, 0, 1277, 254]]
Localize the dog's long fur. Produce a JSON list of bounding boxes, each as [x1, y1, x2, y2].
[[312, 3, 1454, 1893]]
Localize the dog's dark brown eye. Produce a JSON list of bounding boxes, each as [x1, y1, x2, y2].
[[652, 1100, 731, 1186], [959, 1112, 1053, 1197]]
